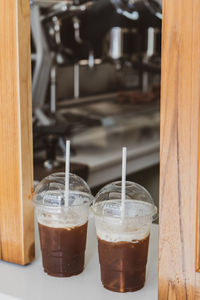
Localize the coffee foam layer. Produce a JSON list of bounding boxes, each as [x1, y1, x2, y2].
[[93, 199, 154, 242], [38, 218, 87, 229], [36, 208, 88, 229], [95, 220, 151, 243]]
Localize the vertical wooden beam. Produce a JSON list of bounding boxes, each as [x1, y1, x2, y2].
[[0, 0, 35, 264], [159, 0, 200, 298], [196, 110, 200, 273]]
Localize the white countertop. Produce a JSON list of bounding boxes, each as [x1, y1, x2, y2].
[[0, 221, 158, 300]]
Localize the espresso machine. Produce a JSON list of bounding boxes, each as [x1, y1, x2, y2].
[[31, 0, 162, 182]]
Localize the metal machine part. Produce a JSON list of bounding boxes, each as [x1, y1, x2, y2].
[[73, 16, 83, 44], [31, 4, 52, 110], [111, 0, 162, 20], [145, 0, 162, 19], [104, 27, 140, 61], [142, 26, 161, 92], [107, 26, 160, 60], [40, 1, 94, 22], [31, 0, 94, 120], [74, 63, 80, 98], [31, 0, 161, 117]]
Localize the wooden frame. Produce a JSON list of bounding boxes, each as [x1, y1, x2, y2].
[[1, 0, 200, 297], [0, 0, 34, 265], [159, 0, 200, 298]]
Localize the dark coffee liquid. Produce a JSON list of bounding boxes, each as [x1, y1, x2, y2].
[[98, 235, 150, 292], [39, 222, 88, 277]]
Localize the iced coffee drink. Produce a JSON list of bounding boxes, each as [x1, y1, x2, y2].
[[98, 235, 150, 292], [39, 223, 87, 276], [32, 172, 93, 277], [38, 215, 88, 277], [92, 182, 157, 293]]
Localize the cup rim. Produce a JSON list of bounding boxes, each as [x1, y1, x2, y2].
[[91, 199, 157, 222], [32, 190, 93, 209]]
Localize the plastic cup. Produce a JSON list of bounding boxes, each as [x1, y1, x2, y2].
[[32, 172, 93, 277], [92, 181, 157, 293]]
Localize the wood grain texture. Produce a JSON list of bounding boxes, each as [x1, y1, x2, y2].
[[159, 0, 200, 299], [196, 107, 200, 273], [0, 0, 35, 264]]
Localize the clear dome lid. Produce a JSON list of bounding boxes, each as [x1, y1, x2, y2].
[[32, 172, 93, 208], [93, 181, 158, 221]]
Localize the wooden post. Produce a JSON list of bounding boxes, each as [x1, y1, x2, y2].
[[159, 0, 200, 298], [0, 0, 35, 264]]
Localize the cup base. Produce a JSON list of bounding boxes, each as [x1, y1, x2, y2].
[[102, 282, 145, 293], [44, 267, 84, 278]]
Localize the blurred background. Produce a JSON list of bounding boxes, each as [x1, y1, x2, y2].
[[31, 0, 162, 209]]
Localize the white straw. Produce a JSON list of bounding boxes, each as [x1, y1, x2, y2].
[[121, 147, 127, 219], [65, 140, 70, 207]]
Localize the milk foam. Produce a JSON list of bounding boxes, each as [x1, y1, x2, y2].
[[96, 226, 150, 243], [95, 218, 151, 243], [93, 199, 154, 242], [36, 207, 88, 228]]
